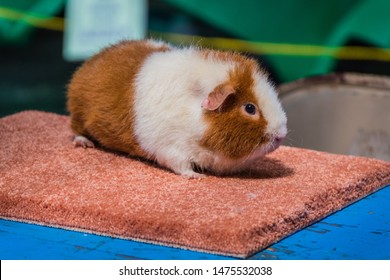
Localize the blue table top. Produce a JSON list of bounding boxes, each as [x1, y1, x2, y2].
[[1, 185, 389, 260]]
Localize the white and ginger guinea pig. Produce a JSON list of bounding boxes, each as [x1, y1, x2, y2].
[[67, 39, 287, 178]]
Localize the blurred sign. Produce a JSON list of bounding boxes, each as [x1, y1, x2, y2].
[[63, 0, 147, 61]]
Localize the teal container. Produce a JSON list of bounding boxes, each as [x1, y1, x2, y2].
[[166, 0, 390, 82]]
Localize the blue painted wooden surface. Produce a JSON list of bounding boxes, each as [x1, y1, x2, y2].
[[1, 185, 389, 260]]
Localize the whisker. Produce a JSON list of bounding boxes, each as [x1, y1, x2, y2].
[[281, 129, 304, 147]]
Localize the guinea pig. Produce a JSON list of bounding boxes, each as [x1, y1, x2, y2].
[[67, 39, 287, 178]]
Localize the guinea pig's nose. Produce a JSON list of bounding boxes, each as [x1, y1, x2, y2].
[[274, 136, 284, 144], [274, 138, 282, 147], [273, 135, 286, 147]]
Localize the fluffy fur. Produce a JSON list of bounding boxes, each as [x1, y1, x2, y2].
[[67, 39, 287, 178]]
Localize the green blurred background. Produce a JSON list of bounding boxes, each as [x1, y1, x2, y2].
[[1, 0, 390, 117]]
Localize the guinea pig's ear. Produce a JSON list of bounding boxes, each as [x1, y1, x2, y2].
[[201, 83, 235, 111]]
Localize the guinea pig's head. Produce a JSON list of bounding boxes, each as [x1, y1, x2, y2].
[[199, 59, 287, 171]]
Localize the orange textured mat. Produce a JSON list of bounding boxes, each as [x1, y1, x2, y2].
[[1, 111, 389, 258]]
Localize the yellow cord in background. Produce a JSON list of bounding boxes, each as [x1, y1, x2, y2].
[[0, 6, 64, 31], [156, 32, 390, 61], [1, 6, 390, 61]]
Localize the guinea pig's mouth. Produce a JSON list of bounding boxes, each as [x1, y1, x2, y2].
[[266, 136, 284, 153], [248, 135, 285, 160]]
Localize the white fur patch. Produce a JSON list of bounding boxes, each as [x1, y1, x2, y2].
[[253, 74, 287, 138], [134, 45, 233, 175]]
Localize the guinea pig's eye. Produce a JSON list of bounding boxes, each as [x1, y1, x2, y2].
[[244, 103, 257, 115]]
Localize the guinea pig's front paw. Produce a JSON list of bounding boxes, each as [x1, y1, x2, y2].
[[179, 170, 207, 179], [73, 135, 95, 148], [157, 155, 206, 179], [170, 164, 206, 179]]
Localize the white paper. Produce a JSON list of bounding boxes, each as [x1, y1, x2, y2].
[[63, 0, 147, 61]]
